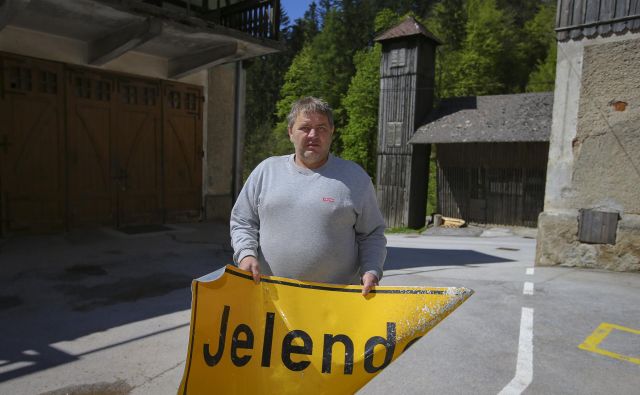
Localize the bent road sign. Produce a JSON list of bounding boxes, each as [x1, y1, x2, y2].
[[178, 265, 473, 394]]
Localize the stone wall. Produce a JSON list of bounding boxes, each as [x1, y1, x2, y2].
[[536, 34, 640, 271]]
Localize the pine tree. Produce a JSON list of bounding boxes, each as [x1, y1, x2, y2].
[[522, 1, 557, 92], [340, 45, 381, 176], [272, 45, 317, 156], [340, 9, 402, 176], [446, 0, 513, 96], [526, 41, 556, 92]]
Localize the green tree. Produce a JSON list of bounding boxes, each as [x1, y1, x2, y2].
[[271, 45, 317, 156], [446, 0, 514, 96], [340, 9, 402, 176], [243, 3, 321, 177], [340, 45, 381, 176], [522, 1, 557, 92], [526, 41, 556, 92], [273, 1, 379, 157], [243, 8, 293, 178], [426, 0, 466, 50]]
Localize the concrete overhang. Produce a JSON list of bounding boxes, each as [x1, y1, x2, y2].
[[0, 0, 284, 78]]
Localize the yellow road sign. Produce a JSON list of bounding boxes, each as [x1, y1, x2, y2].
[[178, 265, 473, 395]]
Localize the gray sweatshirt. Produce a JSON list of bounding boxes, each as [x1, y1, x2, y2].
[[230, 154, 386, 284]]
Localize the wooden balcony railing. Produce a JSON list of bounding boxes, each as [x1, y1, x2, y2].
[[142, 0, 280, 41], [218, 0, 280, 40]]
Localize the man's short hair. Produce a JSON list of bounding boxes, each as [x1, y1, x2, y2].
[[287, 97, 334, 129]]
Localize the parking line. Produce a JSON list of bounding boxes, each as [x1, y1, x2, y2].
[[578, 322, 640, 365], [523, 282, 534, 295], [498, 307, 534, 395], [526, 268, 534, 275]]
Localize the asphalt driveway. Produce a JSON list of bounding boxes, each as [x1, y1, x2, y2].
[[0, 223, 638, 394]]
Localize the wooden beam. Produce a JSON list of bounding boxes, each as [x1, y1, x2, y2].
[[89, 17, 162, 66], [168, 41, 238, 79]]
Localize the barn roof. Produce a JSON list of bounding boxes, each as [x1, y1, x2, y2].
[[374, 16, 442, 44], [410, 92, 554, 144]]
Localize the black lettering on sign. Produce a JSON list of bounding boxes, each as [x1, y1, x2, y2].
[[281, 330, 313, 371], [200, 304, 399, 375], [261, 312, 275, 367], [322, 334, 354, 374], [363, 322, 396, 373], [203, 305, 230, 367], [231, 324, 254, 367]]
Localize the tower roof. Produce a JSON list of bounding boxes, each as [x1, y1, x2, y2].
[[374, 16, 442, 45]]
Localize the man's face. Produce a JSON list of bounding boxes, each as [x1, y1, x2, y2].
[[288, 111, 334, 169]]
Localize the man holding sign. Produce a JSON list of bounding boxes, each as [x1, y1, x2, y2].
[[230, 97, 386, 295]]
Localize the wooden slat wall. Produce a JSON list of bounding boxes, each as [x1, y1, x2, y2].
[[556, 0, 640, 41], [376, 39, 436, 228], [376, 41, 418, 228], [437, 142, 549, 227]]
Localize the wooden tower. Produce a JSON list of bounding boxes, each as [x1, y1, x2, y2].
[[374, 17, 440, 228]]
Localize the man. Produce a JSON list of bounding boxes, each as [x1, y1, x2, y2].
[[230, 97, 386, 295]]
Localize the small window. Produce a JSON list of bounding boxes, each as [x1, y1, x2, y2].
[[75, 77, 91, 99], [386, 122, 403, 147], [169, 91, 181, 109], [10, 67, 32, 91], [96, 81, 111, 101], [123, 86, 137, 104], [390, 48, 406, 68], [143, 87, 157, 106], [185, 92, 197, 111], [39, 71, 57, 94]]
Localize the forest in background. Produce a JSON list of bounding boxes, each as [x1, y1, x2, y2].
[[243, 0, 557, 213]]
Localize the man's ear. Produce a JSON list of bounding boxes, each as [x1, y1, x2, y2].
[[288, 127, 294, 141]]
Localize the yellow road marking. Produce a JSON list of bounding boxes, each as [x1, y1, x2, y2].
[[578, 323, 640, 365]]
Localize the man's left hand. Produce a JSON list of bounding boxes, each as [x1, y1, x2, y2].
[[362, 273, 379, 296]]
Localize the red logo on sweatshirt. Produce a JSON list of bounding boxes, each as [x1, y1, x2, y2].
[[322, 197, 335, 203]]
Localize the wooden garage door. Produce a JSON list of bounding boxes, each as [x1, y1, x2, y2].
[[114, 77, 162, 226], [67, 70, 166, 228], [0, 55, 65, 234], [162, 82, 203, 222], [66, 68, 115, 227], [1, 53, 204, 235]]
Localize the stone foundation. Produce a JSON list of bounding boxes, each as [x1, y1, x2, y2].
[[536, 211, 640, 271]]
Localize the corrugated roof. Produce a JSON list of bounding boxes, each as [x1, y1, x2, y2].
[[410, 92, 554, 144], [556, 0, 640, 41], [374, 16, 442, 44]]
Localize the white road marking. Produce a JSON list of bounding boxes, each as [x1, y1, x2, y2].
[[526, 268, 534, 275], [523, 282, 534, 295], [498, 307, 534, 395]]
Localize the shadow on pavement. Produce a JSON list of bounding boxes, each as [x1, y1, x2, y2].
[[384, 247, 512, 270], [0, 229, 510, 385], [0, 222, 232, 385]]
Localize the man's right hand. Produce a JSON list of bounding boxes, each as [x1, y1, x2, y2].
[[239, 256, 260, 284]]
